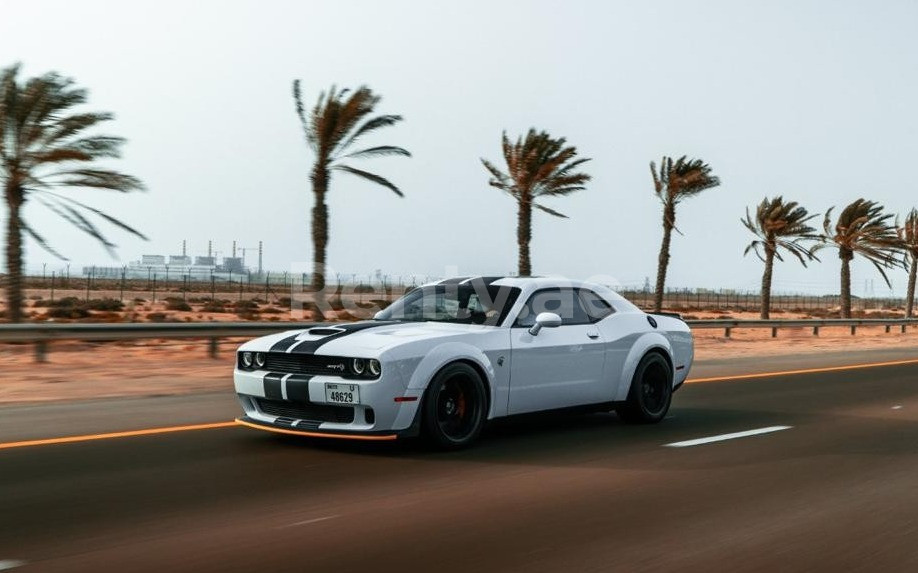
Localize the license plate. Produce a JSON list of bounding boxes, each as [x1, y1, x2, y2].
[[325, 383, 359, 405]]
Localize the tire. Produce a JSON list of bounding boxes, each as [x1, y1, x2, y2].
[[616, 352, 673, 424], [422, 362, 487, 449]]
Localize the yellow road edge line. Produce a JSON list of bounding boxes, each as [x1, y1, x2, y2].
[[235, 418, 398, 441], [686, 357, 918, 384], [0, 421, 237, 451]]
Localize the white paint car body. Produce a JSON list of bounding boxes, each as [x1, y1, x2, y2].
[[234, 276, 693, 443]]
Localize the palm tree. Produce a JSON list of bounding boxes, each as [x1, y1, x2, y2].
[[0, 64, 145, 323], [650, 156, 720, 313], [822, 199, 903, 318], [898, 208, 918, 317], [481, 129, 591, 276], [292, 82, 409, 300], [742, 196, 821, 319]]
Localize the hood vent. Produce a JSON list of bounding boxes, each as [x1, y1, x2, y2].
[[308, 327, 344, 336]]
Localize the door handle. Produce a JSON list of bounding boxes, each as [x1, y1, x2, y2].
[[586, 331, 600, 339]]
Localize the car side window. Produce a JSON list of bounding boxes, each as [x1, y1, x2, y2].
[[578, 289, 615, 322], [514, 288, 592, 327]]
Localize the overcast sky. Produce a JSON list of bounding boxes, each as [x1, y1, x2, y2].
[[3, 0, 917, 295]]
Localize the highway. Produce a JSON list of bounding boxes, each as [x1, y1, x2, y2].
[[1, 350, 918, 572]]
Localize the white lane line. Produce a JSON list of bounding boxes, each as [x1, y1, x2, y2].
[[892, 405, 903, 410], [0, 560, 26, 571], [280, 514, 340, 529], [664, 426, 792, 448]]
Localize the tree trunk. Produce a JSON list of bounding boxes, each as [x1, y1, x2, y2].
[[760, 242, 775, 320], [840, 249, 852, 318], [907, 254, 917, 318], [517, 199, 532, 276], [5, 185, 24, 323], [310, 164, 329, 321], [653, 201, 675, 313]]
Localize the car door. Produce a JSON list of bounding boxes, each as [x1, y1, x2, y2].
[[508, 288, 607, 414]]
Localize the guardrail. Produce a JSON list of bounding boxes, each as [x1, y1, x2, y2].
[[688, 318, 918, 338], [1, 318, 916, 362]]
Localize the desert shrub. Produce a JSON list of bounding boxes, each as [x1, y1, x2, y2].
[[234, 299, 258, 311], [368, 299, 392, 310], [327, 297, 345, 311], [354, 284, 375, 294], [47, 296, 82, 308], [165, 298, 192, 311], [260, 307, 283, 314], [682, 315, 699, 321], [85, 298, 123, 312], [146, 312, 169, 322], [277, 297, 292, 307], [200, 301, 225, 313], [133, 297, 146, 303], [47, 306, 91, 319]]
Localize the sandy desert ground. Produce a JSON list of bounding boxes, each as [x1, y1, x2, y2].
[[1, 310, 917, 404]]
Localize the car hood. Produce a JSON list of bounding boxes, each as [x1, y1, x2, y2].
[[248, 320, 497, 355]]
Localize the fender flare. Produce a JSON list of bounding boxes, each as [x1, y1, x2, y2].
[[391, 342, 497, 430], [614, 332, 674, 402]]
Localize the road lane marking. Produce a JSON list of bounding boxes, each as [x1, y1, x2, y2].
[[687, 358, 918, 384], [892, 405, 903, 410], [282, 515, 340, 528], [0, 560, 26, 571], [664, 425, 792, 448], [0, 422, 237, 451]]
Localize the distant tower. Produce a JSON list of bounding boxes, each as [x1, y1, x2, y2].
[[182, 240, 187, 257], [232, 240, 237, 258], [258, 241, 263, 275], [208, 240, 212, 258]]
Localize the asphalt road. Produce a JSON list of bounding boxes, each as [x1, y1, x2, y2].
[[2, 352, 918, 572]]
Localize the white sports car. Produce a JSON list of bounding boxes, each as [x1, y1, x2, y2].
[[234, 276, 693, 448]]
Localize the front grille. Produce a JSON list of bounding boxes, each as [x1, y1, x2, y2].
[[264, 352, 348, 376], [255, 398, 355, 424]]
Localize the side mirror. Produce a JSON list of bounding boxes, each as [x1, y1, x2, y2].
[[373, 311, 385, 320], [528, 312, 562, 336]]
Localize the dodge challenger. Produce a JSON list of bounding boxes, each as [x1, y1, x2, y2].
[[234, 276, 693, 448]]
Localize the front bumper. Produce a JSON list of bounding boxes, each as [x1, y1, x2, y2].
[[233, 367, 423, 438]]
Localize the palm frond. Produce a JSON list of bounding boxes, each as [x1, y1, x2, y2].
[[333, 164, 404, 197], [339, 145, 411, 160], [534, 203, 568, 218]]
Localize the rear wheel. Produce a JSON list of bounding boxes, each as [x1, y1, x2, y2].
[[616, 352, 672, 424], [422, 362, 487, 449]]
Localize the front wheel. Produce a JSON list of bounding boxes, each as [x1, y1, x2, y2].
[[616, 352, 673, 424], [422, 362, 487, 449]]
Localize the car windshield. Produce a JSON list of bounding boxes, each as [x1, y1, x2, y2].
[[376, 282, 521, 326]]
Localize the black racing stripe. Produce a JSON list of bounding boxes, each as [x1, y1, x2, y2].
[[270, 331, 306, 352], [439, 277, 471, 285], [288, 321, 397, 355], [263, 372, 285, 399], [286, 375, 313, 402]]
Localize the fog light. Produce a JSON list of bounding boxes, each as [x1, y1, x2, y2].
[[254, 352, 266, 368]]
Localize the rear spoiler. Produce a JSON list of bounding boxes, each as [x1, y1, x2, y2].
[[651, 312, 684, 321]]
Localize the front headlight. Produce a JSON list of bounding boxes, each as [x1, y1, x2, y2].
[[241, 351, 253, 368], [352, 358, 366, 375], [254, 352, 266, 368], [368, 359, 381, 377]]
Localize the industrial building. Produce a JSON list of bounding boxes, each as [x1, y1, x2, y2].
[[82, 240, 263, 280]]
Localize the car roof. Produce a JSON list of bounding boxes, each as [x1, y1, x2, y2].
[[417, 276, 639, 310]]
